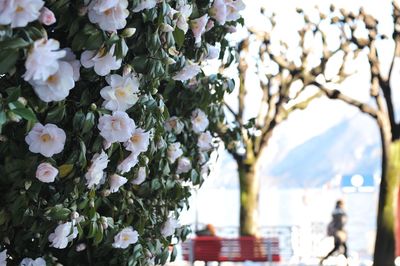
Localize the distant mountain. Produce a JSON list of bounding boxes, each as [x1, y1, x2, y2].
[[261, 113, 381, 188]]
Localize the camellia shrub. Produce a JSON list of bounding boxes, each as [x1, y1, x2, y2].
[[0, 0, 243, 265]]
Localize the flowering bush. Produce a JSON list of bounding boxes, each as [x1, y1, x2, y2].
[[0, 0, 243, 265]]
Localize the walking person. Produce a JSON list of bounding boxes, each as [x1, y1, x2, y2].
[[320, 200, 348, 265]]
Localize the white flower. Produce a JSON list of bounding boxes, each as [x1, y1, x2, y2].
[[132, 0, 157, 12], [206, 43, 220, 60], [100, 74, 139, 111], [0, 0, 44, 28], [29, 61, 75, 102], [85, 150, 109, 189], [38, 6, 55, 25], [25, 123, 66, 157], [23, 38, 66, 81], [88, 0, 129, 31], [112, 227, 139, 248], [167, 142, 183, 164], [35, 162, 58, 183], [81, 45, 122, 76], [0, 249, 6, 266], [197, 131, 213, 151], [20, 257, 46, 266], [164, 116, 184, 134], [109, 174, 127, 193], [160, 217, 179, 237], [124, 127, 150, 154], [117, 152, 139, 174], [62, 48, 80, 81], [175, 4, 192, 33], [225, 0, 245, 22], [191, 108, 209, 133], [176, 157, 191, 174], [132, 166, 146, 185], [190, 14, 209, 44], [173, 63, 201, 81], [209, 0, 227, 25], [98, 111, 135, 143], [48, 222, 78, 249]]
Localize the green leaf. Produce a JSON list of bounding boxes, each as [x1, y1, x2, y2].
[[46, 105, 66, 123], [48, 207, 71, 220], [0, 49, 19, 74], [132, 56, 148, 73], [82, 112, 95, 134], [173, 28, 185, 48], [88, 221, 98, 238], [59, 164, 74, 178], [94, 223, 104, 245], [11, 107, 37, 121], [85, 32, 103, 50], [6, 86, 21, 102], [0, 38, 30, 49]]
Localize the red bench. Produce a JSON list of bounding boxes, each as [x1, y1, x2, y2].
[[182, 236, 281, 263]]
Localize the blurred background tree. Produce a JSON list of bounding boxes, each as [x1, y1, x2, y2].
[[221, 1, 400, 264]]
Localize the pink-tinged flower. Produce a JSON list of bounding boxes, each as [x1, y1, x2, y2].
[[191, 108, 209, 133], [164, 116, 184, 134], [175, 4, 192, 33], [225, 0, 245, 22], [98, 111, 135, 143], [112, 227, 138, 248], [160, 216, 179, 237], [81, 44, 125, 76], [172, 62, 201, 81], [28, 61, 75, 102], [117, 152, 139, 174], [23, 38, 66, 81], [38, 7, 55, 25], [88, 0, 129, 31], [190, 14, 209, 44], [109, 174, 127, 193], [132, 0, 156, 12], [176, 157, 191, 174], [209, 0, 227, 25], [85, 151, 109, 189], [0, 0, 44, 28], [25, 123, 66, 157], [167, 142, 183, 164], [132, 166, 146, 185], [36, 163, 58, 183], [124, 127, 150, 154], [100, 74, 139, 111], [205, 20, 214, 32], [197, 131, 213, 151], [48, 222, 78, 249]]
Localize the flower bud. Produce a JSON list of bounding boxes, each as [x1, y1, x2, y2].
[[76, 243, 87, 252], [160, 23, 174, 32], [39, 7, 56, 26], [122, 28, 137, 38]]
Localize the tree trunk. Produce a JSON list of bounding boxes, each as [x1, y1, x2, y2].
[[238, 161, 259, 236], [374, 139, 400, 266]]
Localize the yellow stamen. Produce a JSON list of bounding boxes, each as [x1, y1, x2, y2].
[[130, 134, 140, 143], [47, 75, 58, 84], [115, 87, 126, 97], [16, 6, 24, 12], [41, 134, 52, 142]]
